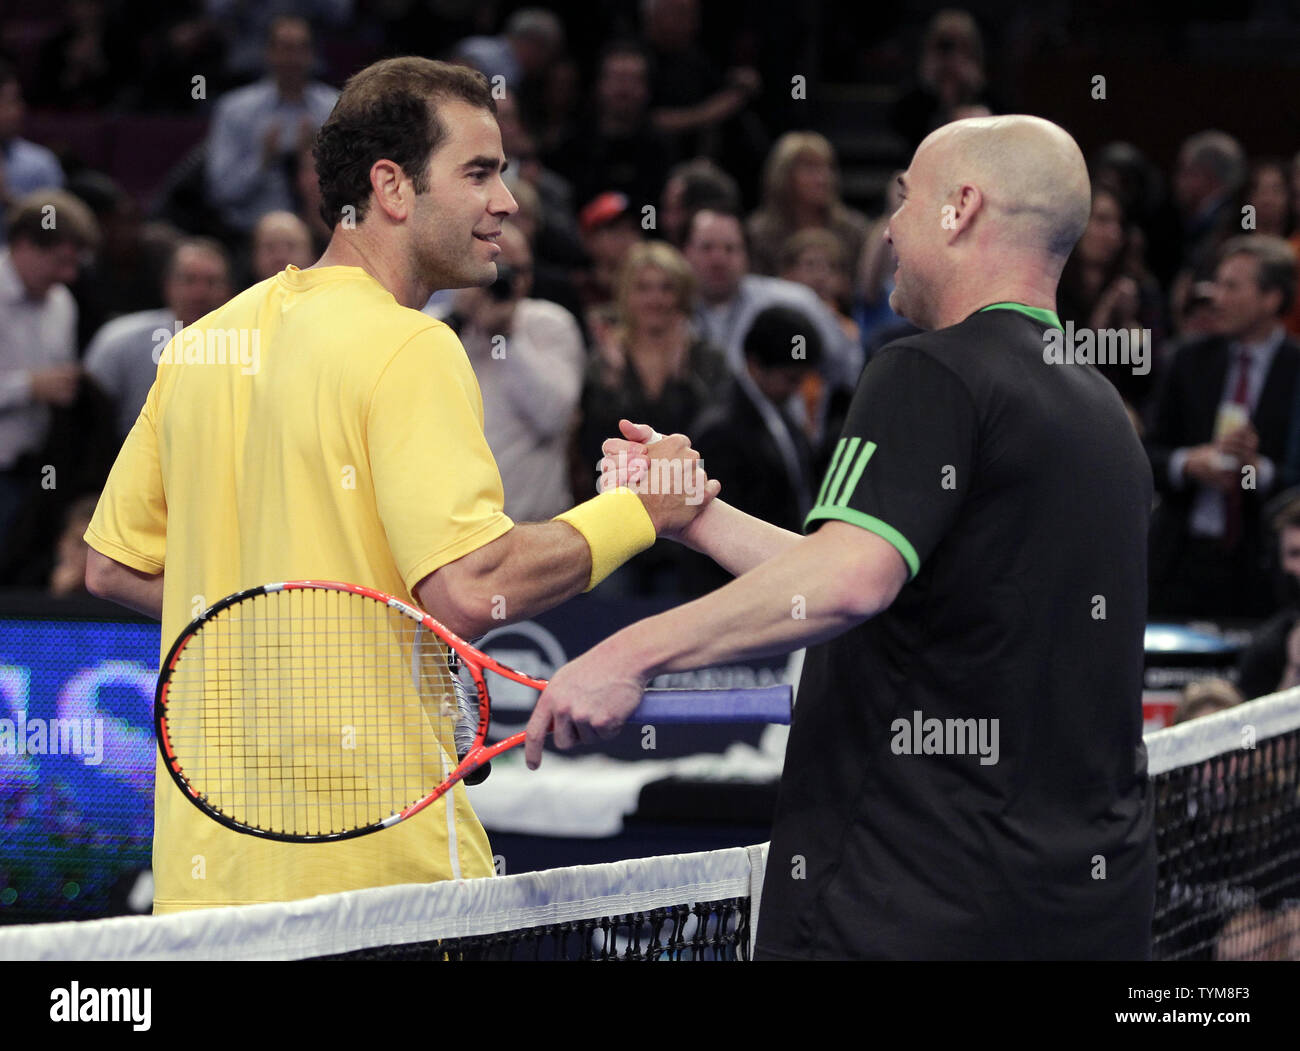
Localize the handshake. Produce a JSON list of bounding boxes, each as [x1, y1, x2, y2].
[[597, 419, 721, 539]]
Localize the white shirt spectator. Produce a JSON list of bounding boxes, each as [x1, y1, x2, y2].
[[457, 298, 585, 521], [0, 248, 77, 469], [205, 78, 339, 233], [84, 308, 176, 441]]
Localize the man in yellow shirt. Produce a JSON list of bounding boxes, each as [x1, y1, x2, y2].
[[83, 58, 712, 913]]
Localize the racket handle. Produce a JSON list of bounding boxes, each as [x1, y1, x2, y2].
[[631, 685, 791, 725]]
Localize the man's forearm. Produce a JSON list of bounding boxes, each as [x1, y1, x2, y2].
[[418, 520, 594, 639], [677, 498, 803, 577], [620, 524, 895, 677], [85, 552, 164, 619]]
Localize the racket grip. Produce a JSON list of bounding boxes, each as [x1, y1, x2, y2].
[[631, 685, 791, 725]]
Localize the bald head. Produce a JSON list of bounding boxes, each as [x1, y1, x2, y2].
[[919, 115, 1091, 260], [885, 115, 1090, 329]]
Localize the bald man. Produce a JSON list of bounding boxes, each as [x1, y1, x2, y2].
[[526, 116, 1156, 960]]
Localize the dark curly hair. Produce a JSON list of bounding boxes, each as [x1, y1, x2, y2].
[[313, 57, 495, 230]]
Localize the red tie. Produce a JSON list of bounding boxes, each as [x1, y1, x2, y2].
[[1223, 350, 1251, 550], [1231, 349, 1251, 406]]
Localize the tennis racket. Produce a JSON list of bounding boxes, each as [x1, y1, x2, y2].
[[155, 580, 791, 843]]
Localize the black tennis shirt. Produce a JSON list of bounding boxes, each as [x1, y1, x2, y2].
[[755, 303, 1156, 960]]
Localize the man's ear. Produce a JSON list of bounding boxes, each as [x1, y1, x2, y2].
[[944, 183, 983, 244], [368, 159, 410, 223]]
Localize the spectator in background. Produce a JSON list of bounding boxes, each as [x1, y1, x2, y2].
[[210, 0, 353, 86], [0, 61, 64, 214], [1171, 130, 1246, 312], [681, 305, 821, 598], [684, 207, 860, 396], [505, 174, 581, 320], [575, 191, 645, 340], [1092, 141, 1183, 287], [30, 0, 128, 110], [684, 305, 823, 596], [547, 42, 673, 217], [205, 15, 339, 237], [576, 241, 728, 594], [1237, 495, 1300, 699], [49, 494, 100, 598], [641, 0, 766, 196], [494, 92, 582, 272], [746, 132, 868, 279], [779, 229, 859, 348], [0, 192, 99, 548], [857, 169, 918, 355], [250, 211, 314, 283], [63, 172, 178, 348], [890, 9, 995, 152], [659, 157, 740, 248], [1245, 159, 1296, 240], [84, 238, 233, 442], [1147, 236, 1300, 620], [1174, 678, 1244, 724], [1056, 186, 1165, 417], [453, 8, 565, 95], [534, 55, 581, 158], [448, 224, 583, 522]]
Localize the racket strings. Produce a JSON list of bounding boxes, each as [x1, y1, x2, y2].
[[163, 587, 462, 836]]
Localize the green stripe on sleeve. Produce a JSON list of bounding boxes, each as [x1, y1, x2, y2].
[[804, 504, 921, 577], [814, 437, 848, 508], [835, 440, 877, 507], [822, 436, 861, 506]]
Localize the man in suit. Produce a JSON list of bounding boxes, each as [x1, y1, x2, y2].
[[1147, 235, 1300, 619], [683, 305, 822, 594]]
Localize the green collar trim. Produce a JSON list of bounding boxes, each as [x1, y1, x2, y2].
[[978, 301, 1063, 330]]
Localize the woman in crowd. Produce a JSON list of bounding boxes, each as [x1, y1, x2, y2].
[[574, 241, 729, 594], [745, 131, 868, 281], [1056, 185, 1166, 422]]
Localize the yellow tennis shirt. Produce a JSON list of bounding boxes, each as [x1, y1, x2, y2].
[[84, 264, 513, 913]]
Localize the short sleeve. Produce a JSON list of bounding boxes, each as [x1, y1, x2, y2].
[[367, 327, 514, 592], [84, 381, 167, 572], [805, 345, 977, 577]]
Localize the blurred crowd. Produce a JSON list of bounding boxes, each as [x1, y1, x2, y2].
[[4, 3, 1300, 701]]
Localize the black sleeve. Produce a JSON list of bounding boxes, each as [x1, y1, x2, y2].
[[805, 344, 977, 577]]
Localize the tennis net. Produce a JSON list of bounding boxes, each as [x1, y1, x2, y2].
[[1, 688, 1297, 961], [0, 843, 768, 961], [1149, 686, 1300, 960]]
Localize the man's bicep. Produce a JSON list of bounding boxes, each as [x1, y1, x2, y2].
[[806, 347, 976, 577], [367, 333, 512, 592]]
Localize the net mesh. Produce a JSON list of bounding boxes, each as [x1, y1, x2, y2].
[[1148, 688, 1300, 961]]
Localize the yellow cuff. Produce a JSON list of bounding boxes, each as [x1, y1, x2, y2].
[[554, 487, 656, 592]]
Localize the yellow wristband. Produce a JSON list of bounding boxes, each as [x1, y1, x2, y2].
[[555, 487, 656, 592]]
